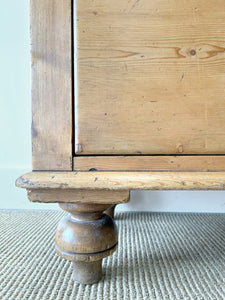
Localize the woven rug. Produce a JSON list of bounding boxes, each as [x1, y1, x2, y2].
[[0, 210, 224, 300]]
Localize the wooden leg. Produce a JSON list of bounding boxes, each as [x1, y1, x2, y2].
[[55, 203, 118, 284], [104, 204, 116, 218], [72, 260, 102, 283]]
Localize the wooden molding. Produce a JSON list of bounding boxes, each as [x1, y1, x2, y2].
[[16, 171, 225, 191]]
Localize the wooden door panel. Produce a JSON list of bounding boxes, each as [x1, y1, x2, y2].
[[75, 0, 225, 155]]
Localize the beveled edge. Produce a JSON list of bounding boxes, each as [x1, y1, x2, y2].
[[16, 171, 225, 191]]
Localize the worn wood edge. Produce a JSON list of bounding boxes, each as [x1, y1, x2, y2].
[[27, 189, 129, 204], [16, 171, 225, 190], [74, 155, 225, 171]]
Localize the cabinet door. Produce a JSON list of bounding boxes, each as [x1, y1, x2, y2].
[[75, 0, 225, 155]]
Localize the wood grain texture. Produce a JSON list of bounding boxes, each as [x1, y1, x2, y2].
[[27, 189, 129, 204], [56, 204, 117, 256], [74, 155, 225, 171], [16, 171, 225, 191], [31, 0, 73, 170], [75, 0, 225, 155]]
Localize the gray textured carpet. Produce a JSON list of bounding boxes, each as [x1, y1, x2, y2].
[[0, 210, 224, 300]]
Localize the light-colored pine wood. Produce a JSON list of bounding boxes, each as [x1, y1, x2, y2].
[[31, 0, 73, 170], [27, 189, 129, 204], [75, 0, 225, 155], [74, 155, 225, 171], [16, 171, 225, 191]]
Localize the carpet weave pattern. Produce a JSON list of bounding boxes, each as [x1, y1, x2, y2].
[[0, 210, 224, 300]]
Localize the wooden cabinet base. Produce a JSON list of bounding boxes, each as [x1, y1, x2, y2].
[[55, 203, 118, 284], [16, 171, 225, 284]]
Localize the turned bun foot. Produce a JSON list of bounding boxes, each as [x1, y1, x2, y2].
[[55, 203, 118, 284]]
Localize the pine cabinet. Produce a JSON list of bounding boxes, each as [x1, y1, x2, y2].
[[17, 0, 225, 284]]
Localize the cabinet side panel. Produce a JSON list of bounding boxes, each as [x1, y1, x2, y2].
[[31, 0, 73, 170]]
